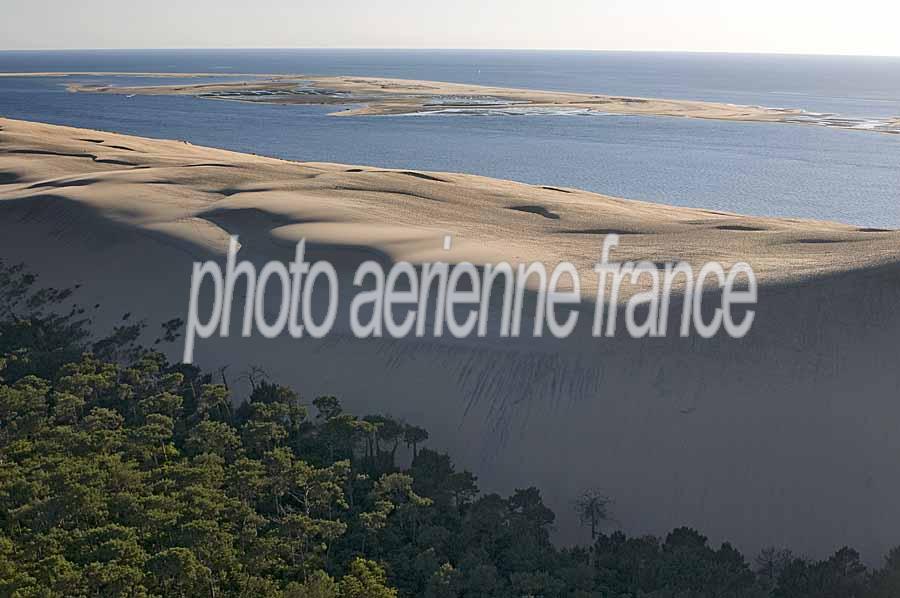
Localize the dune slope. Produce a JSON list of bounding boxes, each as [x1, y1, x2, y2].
[[2, 117, 900, 561]]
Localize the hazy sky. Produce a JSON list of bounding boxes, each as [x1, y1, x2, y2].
[[4, 0, 900, 56]]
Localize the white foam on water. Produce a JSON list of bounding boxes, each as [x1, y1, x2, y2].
[[398, 106, 619, 117]]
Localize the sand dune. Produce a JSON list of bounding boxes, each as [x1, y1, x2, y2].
[[1, 117, 896, 287], [2, 117, 900, 561]]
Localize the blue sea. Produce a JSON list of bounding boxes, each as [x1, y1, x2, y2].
[[1, 49, 898, 227]]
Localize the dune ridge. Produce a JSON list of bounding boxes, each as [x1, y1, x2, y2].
[[2, 117, 897, 294]]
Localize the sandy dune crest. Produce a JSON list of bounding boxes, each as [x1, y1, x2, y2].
[[1, 117, 896, 290]]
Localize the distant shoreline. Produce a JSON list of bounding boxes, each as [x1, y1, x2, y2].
[[21, 71, 893, 134]]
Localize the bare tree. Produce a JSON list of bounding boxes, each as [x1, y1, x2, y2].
[[755, 547, 793, 589], [574, 489, 612, 540], [237, 365, 269, 391]]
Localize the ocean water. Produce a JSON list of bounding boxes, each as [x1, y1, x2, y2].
[[0, 49, 898, 227]]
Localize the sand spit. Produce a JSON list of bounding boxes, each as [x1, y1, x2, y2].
[[0, 71, 289, 79], [59, 72, 899, 133], [2, 117, 900, 561]]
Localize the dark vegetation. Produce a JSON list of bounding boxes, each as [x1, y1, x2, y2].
[[2, 259, 900, 597]]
